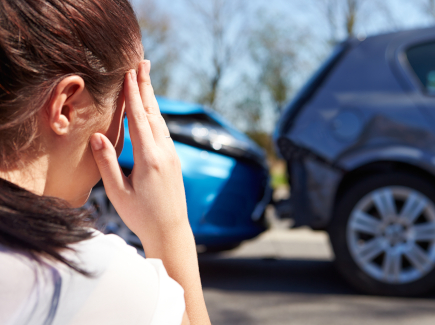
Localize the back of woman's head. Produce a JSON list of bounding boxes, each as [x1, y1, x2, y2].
[[0, 0, 141, 169], [0, 0, 141, 273]]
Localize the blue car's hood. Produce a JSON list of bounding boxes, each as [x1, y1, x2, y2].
[[157, 96, 205, 115], [119, 97, 267, 169], [156, 97, 257, 146]]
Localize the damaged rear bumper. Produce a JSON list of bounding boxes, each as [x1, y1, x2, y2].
[[275, 137, 344, 230]]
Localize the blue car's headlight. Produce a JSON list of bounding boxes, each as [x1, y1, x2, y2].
[[163, 113, 266, 166]]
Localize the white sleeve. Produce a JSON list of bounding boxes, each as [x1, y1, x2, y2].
[[147, 259, 186, 325]]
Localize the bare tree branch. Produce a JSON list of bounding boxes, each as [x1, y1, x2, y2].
[[417, 0, 435, 19], [135, 0, 180, 96], [316, 0, 395, 45], [182, 0, 251, 110]]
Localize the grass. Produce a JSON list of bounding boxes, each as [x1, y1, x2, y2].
[[269, 159, 289, 189]]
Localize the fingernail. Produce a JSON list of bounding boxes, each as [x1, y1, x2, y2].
[[90, 134, 103, 151], [130, 69, 136, 80], [144, 60, 151, 74]]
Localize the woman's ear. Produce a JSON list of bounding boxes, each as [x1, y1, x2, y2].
[[47, 76, 85, 135]]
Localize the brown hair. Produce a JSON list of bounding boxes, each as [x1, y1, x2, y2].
[[0, 0, 141, 273]]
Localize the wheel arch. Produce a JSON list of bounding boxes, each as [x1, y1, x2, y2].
[[331, 148, 435, 227], [335, 160, 435, 211]]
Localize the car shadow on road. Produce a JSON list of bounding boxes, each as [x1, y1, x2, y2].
[[198, 255, 435, 299]]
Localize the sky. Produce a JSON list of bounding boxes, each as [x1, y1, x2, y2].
[[131, 0, 435, 132]]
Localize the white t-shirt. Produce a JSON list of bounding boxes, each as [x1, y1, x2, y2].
[[0, 231, 185, 325]]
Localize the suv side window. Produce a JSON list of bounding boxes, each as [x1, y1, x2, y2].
[[407, 42, 435, 94]]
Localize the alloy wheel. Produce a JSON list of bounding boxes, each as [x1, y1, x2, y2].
[[347, 186, 435, 284]]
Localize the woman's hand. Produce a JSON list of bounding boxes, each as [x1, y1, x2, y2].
[[90, 60, 188, 240], [90, 60, 211, 325]]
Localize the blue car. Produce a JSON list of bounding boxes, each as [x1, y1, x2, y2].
[[87, 97, 271, 252]]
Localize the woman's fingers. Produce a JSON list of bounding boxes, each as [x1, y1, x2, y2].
[[124, 69, 156, 162], [137, 61, 171, 145], [138, 60, 159, 115], [90, 133, 130, 203]]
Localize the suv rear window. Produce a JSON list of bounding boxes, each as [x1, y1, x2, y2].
[[407, 42, 435, 94]]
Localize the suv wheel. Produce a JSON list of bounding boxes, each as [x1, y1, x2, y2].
[[329, 173, 435, 296]]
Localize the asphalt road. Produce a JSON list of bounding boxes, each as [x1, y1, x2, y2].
[[199, 223, 435, 325]]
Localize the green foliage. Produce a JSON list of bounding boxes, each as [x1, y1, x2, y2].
[[271, 168, 289, 189]]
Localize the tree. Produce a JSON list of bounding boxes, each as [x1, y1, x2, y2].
[[182, 0, 250, 110], [317, 0, 395, 46], [135, 0, 179, 96], [249, 15, 309, 116], [417, 0, 435, 19], [318, 0, 364, 45]]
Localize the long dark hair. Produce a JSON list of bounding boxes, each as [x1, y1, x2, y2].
[[0, 0, 141, 274]]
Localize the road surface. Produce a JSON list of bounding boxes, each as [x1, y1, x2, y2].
[[199, 222, 435, 325]]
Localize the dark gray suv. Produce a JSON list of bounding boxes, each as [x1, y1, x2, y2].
[[275, 27, 435, 296]]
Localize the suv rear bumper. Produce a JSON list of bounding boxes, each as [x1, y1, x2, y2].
[[275, 139, 343, 229]]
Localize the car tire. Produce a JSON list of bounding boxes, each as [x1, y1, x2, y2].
[[328, 172, 435, 296]]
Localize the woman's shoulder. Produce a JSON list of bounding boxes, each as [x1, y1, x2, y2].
[[71, 229, 141, 264], [70, 230, 181, 288], [64, 231, 185, 324], [0, 231, 185, 325], [0, 245, 45, 325]]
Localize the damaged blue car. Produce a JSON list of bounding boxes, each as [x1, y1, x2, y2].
[[275, 27, 435, 296], [88, 97, 270, 253]]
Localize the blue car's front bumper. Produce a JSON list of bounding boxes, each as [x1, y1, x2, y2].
[[119, 131, 269, 247], [117, 95, 270, 247], [176, 142, 269, 246]]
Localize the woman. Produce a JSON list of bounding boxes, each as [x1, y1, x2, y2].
[[0, 0, 211, 324]]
